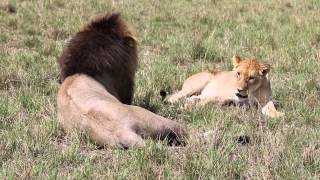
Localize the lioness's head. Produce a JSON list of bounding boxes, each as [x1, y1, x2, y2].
[[232, 56, 270, 98]]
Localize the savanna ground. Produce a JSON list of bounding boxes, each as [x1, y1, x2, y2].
[[1, 0, 320, 179]]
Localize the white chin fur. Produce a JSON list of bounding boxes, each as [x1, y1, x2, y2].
[[232, 94, 248, 103]]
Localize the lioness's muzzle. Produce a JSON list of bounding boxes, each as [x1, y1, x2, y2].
[[235, 92, 248, 99]]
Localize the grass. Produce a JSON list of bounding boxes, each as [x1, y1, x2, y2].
[[1, 0, 319, 179]]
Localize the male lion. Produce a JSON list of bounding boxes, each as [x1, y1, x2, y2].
[[57, 13, 187, 148], [167, 56, 283, 118]]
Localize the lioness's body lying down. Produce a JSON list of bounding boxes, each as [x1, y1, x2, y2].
[[168, 56, 283, 118], [57, 13, 187, 148]]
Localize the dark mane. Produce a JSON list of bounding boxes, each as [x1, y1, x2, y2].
[[57, 13, 138, 104]]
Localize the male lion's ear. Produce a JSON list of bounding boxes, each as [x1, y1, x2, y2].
[[126, 34, 137, 41], [260, 63, 271, 75], [124, 35, 137, 47], [232, 56, 241, 68]]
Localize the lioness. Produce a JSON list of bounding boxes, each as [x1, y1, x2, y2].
[[167, 56, 283, 118], [57, 13, 187, 148]]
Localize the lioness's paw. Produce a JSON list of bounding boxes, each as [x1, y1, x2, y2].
[[184, 96, 200, 109], [167, 96, 178, 103], [263, 110, 284, 118], [273, 111, 284, 118], [186, 96, 200, 103], [261, 101, 284, 118], [167, 98, 175, 103]]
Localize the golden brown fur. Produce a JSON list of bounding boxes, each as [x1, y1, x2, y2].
[[57, 13, 187, 148], [167, 56, 283, 118]]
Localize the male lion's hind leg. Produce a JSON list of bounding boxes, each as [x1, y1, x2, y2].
[[118, 129, 146, 148], [261, 101, 284, 118], [86, 128, 145, 149], [79, 118, 146, 149], [128, 105, 188, 146]]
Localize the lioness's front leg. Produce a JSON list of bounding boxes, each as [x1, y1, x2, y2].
[[261, 101, 284, 118]]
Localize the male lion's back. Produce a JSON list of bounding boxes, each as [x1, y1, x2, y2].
[[58, 13, 138, 104]]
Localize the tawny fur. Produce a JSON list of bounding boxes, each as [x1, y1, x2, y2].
[[57, 13, 187, 148], [167, 56, 283, 118]]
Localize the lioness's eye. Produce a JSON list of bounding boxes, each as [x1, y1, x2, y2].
[[249, 76, 255, 80], [236, 72, 240, 77]]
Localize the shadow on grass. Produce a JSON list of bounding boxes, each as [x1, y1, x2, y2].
[[133, 91, 161, 113]]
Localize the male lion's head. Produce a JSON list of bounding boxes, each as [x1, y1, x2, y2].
[[232, 56, 270, 98]]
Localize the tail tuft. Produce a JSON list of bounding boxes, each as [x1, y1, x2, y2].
[[159, 90, 167, 101], [237, 135, 250, 145]]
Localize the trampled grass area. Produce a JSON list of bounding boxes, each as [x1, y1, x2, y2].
[[1, 0, 319, 179]]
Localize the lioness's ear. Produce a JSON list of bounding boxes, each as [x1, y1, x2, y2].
[[232, 56, 241, 68], [260, 63, 270, 75]]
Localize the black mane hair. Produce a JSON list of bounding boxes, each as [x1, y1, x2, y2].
[[57, 13, 138, 104]]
